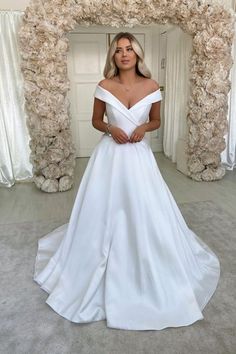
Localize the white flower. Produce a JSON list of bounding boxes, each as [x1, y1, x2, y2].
[[19, 0, 235, 190]]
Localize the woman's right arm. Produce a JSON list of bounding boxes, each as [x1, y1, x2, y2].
[[92, 98, 109, 133], [92, 98, 129, 144]]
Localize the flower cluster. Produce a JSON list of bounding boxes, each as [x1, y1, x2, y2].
[[19, 0, 235, 191]]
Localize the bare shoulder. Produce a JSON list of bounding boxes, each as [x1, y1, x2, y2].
[[137, 77, 159, 94], [98, 79, 109, 88], [98, 79, 118, 91], [143, 78, 160, 92]]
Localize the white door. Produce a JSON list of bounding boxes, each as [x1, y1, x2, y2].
[[67, 33, 107, 157]]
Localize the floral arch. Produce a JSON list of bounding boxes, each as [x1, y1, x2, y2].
[[19, 0, 235, 192]]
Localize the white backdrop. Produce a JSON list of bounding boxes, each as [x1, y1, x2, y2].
[[163, 26, 192, 163], [0, 11, 32, 187]]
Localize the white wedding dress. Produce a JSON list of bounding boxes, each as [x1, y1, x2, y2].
[[34, 85, 220, 330]]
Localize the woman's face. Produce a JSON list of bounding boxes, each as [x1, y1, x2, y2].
[[114, 37, 137, 72]]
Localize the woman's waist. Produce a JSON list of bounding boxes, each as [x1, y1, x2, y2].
[[107, 120, 148, 134], [101, 133, 150, 146]]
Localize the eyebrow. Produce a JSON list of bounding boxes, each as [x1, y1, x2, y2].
[[116, 45, 133, 49]]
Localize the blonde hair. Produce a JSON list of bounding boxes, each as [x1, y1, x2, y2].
[[103, 32, 151, 79]]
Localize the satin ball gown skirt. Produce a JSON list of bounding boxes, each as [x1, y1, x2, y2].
[[34, 86, 220, 330]]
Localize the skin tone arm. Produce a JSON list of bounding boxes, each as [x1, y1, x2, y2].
[[92, 98, 129, 144], [92, 96, 161, 144]]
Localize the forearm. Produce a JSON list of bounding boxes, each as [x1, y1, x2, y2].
[[142, 119, 161, 132], [92, 119, 110, 133]]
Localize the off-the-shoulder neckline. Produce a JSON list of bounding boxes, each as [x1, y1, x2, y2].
[[96, 85, 161, 110]]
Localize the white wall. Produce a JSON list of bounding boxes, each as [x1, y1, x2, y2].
[[0, 0, 29, 10]]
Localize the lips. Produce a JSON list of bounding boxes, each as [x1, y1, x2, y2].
[[121, 60, 130, 64]]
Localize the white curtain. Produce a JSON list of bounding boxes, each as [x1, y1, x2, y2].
[[163, 26, 192, 163], [0, 11, 32, 187], [221, 22, 236, 170]]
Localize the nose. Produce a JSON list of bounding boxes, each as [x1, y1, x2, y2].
[[122, 49, 127, 57]]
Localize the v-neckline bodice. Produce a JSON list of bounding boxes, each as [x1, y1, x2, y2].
[[97, 85, 160, 111]]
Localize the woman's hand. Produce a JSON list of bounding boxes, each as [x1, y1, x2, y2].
[[129, 125, 146, 143], [109, 126, 129, 144]]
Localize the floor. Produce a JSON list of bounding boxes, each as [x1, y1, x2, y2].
[[0, 152, 236, 224], [1, 152, 236, 354]]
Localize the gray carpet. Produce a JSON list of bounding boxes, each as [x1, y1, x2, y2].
[[0, 201, 235, 354]]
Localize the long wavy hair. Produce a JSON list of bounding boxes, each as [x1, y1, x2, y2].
[[103, 32, 151, 79]]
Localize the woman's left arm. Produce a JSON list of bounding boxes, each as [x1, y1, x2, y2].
[[129, 101, 161, 143]]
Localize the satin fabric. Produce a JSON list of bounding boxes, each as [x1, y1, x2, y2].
[[0, 11, 33, 187], [34, 85, 220, 330]]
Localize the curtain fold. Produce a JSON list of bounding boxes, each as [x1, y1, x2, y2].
[[0, 11, 32, 187], [221, 22, 236, 170], [163, 26, 192, 163]]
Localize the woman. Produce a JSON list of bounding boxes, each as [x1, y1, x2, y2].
[[34, 32, 220, 331]]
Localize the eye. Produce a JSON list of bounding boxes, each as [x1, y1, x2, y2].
[[127, 47, 133, 51], [115, 49, 121, 53]]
